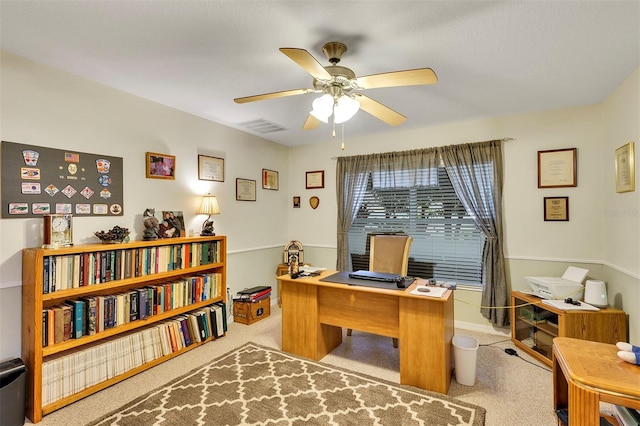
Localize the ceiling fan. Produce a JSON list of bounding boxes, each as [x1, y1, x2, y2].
[[234, 41, 438, 130]]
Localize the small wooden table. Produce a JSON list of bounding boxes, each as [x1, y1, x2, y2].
[[553, 337, 640, 425]]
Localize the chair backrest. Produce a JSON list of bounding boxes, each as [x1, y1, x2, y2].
[[369, 235, 413, 276]]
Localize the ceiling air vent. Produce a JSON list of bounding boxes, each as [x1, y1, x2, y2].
[[238, 119, 287, 134]]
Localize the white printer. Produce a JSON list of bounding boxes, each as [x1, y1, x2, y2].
[[525, 266, 589, 300]]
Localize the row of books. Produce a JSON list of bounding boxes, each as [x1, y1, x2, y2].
[[42, 303, 227, 406], [42, 272, 222, 346], [42, 241, 221, 293]]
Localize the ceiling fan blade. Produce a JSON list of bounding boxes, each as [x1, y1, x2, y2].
[[302, 114, 321, 130], [356, 68, 438, 89], [356, 94, 407, 126], [280, 48, 332, 81], [234, 88, 310, 104]]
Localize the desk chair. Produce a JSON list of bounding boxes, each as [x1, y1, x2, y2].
[[347, 234, 413, 348]]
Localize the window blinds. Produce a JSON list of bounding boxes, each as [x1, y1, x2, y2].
[[348, 167, 485, 285]]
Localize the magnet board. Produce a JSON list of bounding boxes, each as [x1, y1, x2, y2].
[[1, 141, 124, 218]]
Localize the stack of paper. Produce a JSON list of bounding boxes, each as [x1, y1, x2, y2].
[[541, 299, 599, 311], [409, 286, 448, 298]]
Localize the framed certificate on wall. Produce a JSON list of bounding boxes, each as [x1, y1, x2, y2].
[[306, 170, 324, 189], [538, 148, 577, 188]]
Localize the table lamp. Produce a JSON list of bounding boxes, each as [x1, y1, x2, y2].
[[198, 194, 220, 236]]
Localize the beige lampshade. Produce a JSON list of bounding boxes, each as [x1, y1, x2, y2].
[[197, 194, 220, 215]]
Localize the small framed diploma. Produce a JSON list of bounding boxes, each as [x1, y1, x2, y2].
[[306, 170, 324, 189], [538, 148, 577, 188], [236, 178, 256, 201], [544, 196, 569, 221], [262, 169, 279, 190], [198, 155, 224, 182], [615, 142, 635, 193]]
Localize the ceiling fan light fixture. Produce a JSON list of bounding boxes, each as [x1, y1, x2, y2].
[[334, 95, 360, 124], [310, 93, 333, 122]]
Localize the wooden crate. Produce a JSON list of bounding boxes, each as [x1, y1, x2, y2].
[[233, 297, 271, 325]]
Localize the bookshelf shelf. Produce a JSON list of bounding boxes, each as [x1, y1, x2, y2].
[[22, 235, 227, 423]]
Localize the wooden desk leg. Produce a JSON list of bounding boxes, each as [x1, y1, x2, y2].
[[280, 280, 341, 361], [553, 347, 601, 426], [399, 295, 453, 393], [568, 384, 599, 426]]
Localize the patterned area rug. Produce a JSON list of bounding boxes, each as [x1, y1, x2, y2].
[[89, 342, 485, 425]]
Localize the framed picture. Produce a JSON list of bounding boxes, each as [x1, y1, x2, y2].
[[262, 169, 279, 190], [615, 142, 635, 193], [544, 197, 569, 221], [538, 148, 577, 188], [236, 178, 256, 201], [146, 152, 175, 179], [160, 210, 186, 238], [306, 170, 325, 189], [293, 196, 301, 208], [198, 155, 224, 182]]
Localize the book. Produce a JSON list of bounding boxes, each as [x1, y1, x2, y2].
[[214, 301, 228, 332], [210, 304, 224, 338], [47, 308, 55, 345], [43, 256, 51, 294], [72, 254, 81, 288], [129, 290, 139, 321], [187, 313, 201, 343], [251, 292, 272, 302], [177, 316, 191, 346], [66, 300, 85, 339], [238, 286, 271, 296], [80, 296, 97, 336], [138, 288, 149, 319], [62, 304, 73, 341], [42, 310, 48, 347]]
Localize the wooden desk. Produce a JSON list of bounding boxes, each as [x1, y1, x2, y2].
[[278, 271, 454, 394], [553, 337, 640, 426]]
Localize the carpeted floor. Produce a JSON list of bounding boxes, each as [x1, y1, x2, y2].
[[88, 342, 485, 426], [33, 306, 557, 425]]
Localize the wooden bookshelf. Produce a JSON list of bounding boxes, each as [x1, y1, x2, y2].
[[22, 236, 227, 423]]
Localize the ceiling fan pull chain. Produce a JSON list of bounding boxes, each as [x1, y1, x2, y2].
[[341, 123, 345, 150]]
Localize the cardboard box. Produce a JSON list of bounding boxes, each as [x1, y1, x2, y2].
[[233, 297, 270, 325]]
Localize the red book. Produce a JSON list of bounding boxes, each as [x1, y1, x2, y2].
[[250, 288, 272, 300]]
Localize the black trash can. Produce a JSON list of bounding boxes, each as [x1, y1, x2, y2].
[[0, 358, 26, 426]]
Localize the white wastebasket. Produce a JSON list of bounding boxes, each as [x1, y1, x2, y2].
[[452, 335, 479, 386]]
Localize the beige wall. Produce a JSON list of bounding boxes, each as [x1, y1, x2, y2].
[[287, 69, 640, 341], [1, 51, 638, 360], [0, 52, 289, 359]]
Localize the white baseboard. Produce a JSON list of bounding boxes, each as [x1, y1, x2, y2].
[[454, 320, 511, 337]]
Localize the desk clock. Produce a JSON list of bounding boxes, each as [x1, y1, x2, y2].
[[43, 214, 73, 248]]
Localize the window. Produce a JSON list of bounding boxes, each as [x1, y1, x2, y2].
[[348, 167, 485, 286]]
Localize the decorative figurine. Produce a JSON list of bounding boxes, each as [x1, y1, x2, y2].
[[94, 226, 130, 243], [143, 208, 160, 240], [289, 254, 299, 276]]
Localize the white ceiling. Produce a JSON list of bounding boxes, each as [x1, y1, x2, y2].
[[1, 1, 638, 147]]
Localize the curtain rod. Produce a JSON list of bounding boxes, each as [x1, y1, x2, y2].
[[331, 138, 515, 160]]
